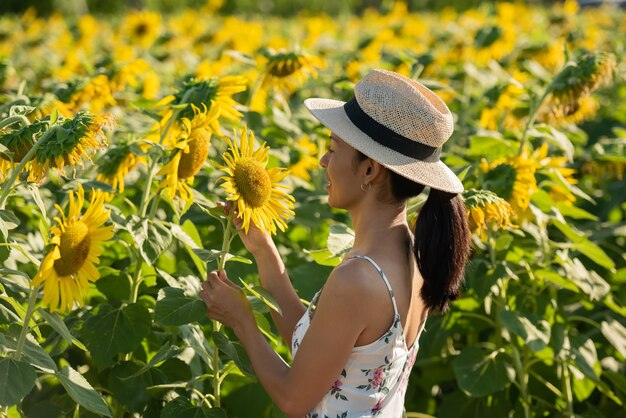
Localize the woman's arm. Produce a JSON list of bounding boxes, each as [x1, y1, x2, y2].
[[250, 239, 306, 347], [225, 202, 305, 346], [201, 262, 370, 417]]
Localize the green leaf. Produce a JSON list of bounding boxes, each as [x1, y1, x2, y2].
[[239, 279, 282, 315], [0, 333, 57, 373], [0, 210, 19, 238], [467, 135, 516, 159], [556, 203, 597, 220], [176, 220, 206, 276], [107, 362, 153, 412], [212, 332, 254, 377], [133, 219, 173, 264], [0, 358, 36, 407], [452, 347, 514, 397], [192, 249, 252, 265], [573, 240, 615, 270], [0, 296, 41, 339], [81, 303, 151, 369], [570, 336, 600, 379], [304, 248, 342, 267], [601, 320, 626, 358], [498, 310, 551, 352], [38, 308, 86, 351], [563, 258, 611, 301], [121, 342, 183, 379], [155, 287, 206, 326], [327, 223, 354, 257], [56, 365, 111, 417], [161, 396, 226, 418], [535, 269, 580, 293]]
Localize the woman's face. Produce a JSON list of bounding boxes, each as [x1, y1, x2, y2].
[[319, 133, 365, 209]]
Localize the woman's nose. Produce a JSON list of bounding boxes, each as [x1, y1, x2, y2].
[[319, 152, 328, 168]]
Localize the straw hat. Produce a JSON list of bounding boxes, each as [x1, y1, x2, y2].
[[304, 69, 463, 193]]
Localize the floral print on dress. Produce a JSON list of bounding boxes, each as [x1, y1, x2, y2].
[[294, 255, 428, 417]]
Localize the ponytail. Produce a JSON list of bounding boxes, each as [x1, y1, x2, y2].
[[414, 188, 470, 313], [353, 150, 471, 313]]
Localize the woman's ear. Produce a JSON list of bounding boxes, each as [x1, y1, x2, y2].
[[364, 160, 384, 182]]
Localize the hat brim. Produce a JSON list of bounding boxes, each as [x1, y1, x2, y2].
[[304, 98, 464, 194]]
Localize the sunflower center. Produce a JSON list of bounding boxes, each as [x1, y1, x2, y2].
[[233, 157, 272, 208], [269, 57, 303, 78], [178, 128, 211, 179], [54, 221, 91, 276]]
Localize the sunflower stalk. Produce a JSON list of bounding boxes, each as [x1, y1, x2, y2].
[[210, 209, 236, 408], [0, 114, 30, 131], [0, 125, 58, 209], [14, 284, 40, 361], [518, 89, 549, 156]]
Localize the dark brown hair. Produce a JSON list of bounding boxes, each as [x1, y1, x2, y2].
[[354, 151, 471, 313]]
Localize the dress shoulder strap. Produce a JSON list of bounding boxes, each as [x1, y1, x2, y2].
[[347, 255, 399, 317]]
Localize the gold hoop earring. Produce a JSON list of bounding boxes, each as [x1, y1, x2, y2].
[[360, 183, 371, 192]]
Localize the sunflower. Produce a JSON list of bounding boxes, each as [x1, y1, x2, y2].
[[32, 185, 114, 314], [289, 135, 319, 182], [120, 10, 162, 49], [29, 112, 115, 182], [464, 189, 516, 240], [215, 126, 295, 235], [158, 104, 220, 205], [0, 120, 48, 180], [96, 139, 145, 193], [260, 48, 325, 94], [543, 51, 616, 119], [480, 146, 539, 218], [153, 75, 247, 144], [67, 74, 117, 113]]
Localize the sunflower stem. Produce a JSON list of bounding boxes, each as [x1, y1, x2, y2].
[[210, 210, 234, 408], [518, 89, 549, 156], [217, 211, 235, 271], [0, 114, 30, 131], [0, 126, 58, 209], [14, 285, 39, 361]]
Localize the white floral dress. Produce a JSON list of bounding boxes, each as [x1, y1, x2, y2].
[[291, 255, 427, 418]]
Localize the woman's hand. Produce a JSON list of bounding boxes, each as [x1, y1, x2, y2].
[[218, 201, 274, 256], [199, 270, 254, 332]]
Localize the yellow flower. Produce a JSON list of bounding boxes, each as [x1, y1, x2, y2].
[[0, 121, 48, 181], [290, 135, 319, 182], [464, 189, 516, 240], [260, 49, 325, 94], [481, 147, 539, 217], [215, 126, 295, 235], [158, 104, 220, 206], [544, 51, 616, 119], [120, 10, 162, 49], [30, 113, 115, 182], [96, 139, 145, 193], [68, 75, 117, 113], [32, 185, 114, 314]]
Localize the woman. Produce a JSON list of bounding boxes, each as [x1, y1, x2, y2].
[[200, 69, 471, 417]]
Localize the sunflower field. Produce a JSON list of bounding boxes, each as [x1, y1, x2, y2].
[[0, 0, 625, 416]]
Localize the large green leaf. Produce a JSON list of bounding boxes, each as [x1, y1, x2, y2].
[[551, 220, 615, 270], [452, 347, 515, 397], [107, 362, 154, 413], [161, 396, 226, 418], [212, 332, 254, 377], [56, 365, 111, 417], [239, 279, 282, 315], [0, 334, 57, 373], [0, 358, 36, 407], [122, 342, 183, 379], [498, 310, 551, 352], [155, 287, 206, 326], [600, 320, 626, 358], [38, 308, 86, 351], [304, 248, 342, 267], [467, 135, 516, 159], [133, 219, 173, 264], [327, 223, 354, 257], [81, 303, 151, 369]]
